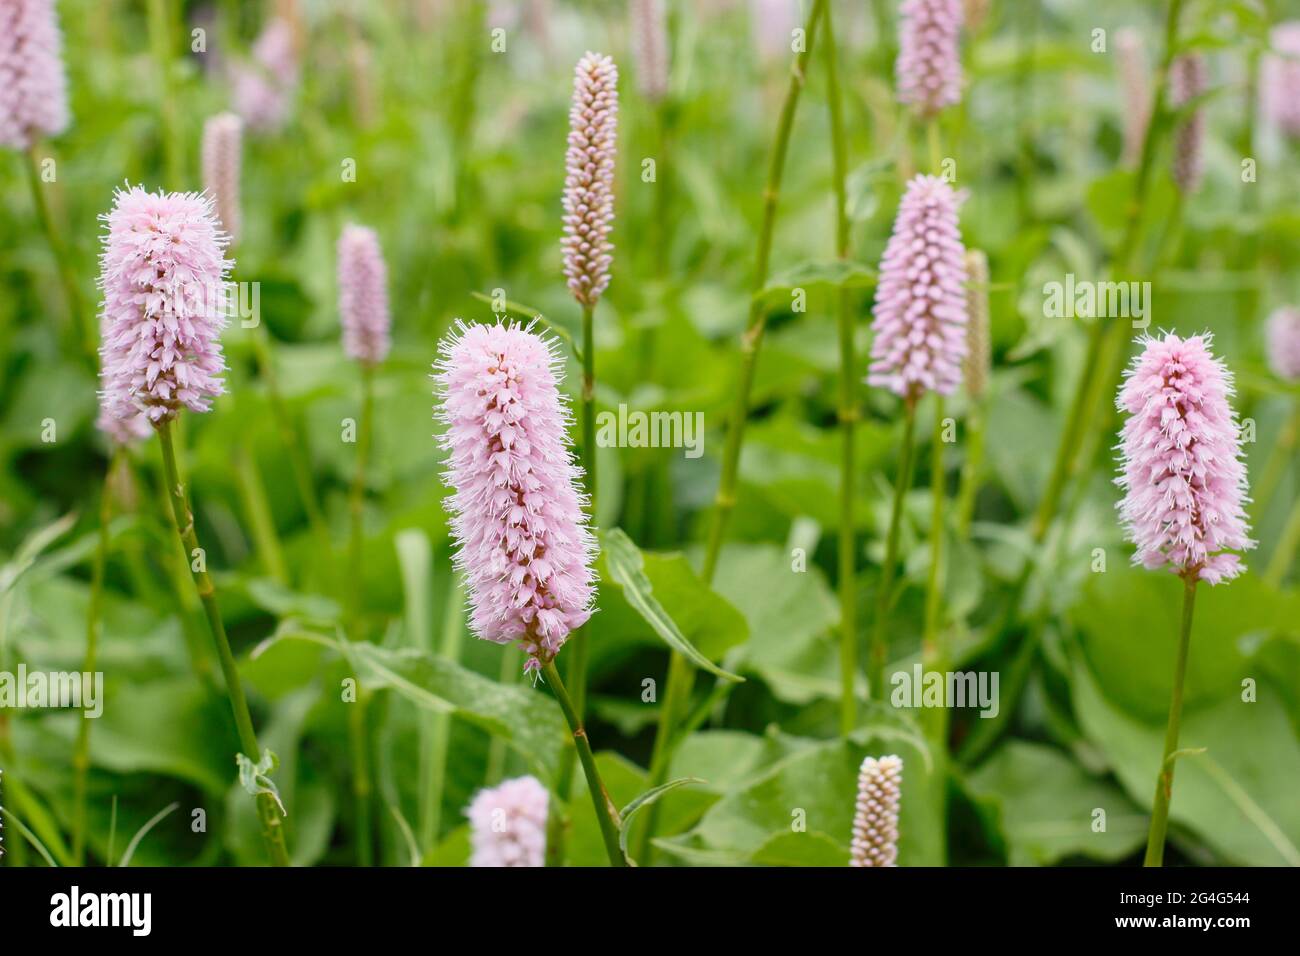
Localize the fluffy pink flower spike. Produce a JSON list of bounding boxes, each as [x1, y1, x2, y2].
[[0, 0, 71, 149], [1115, 333, 1254, 585], [868, 174, 969, 401], [466, 775, 549, 867], [202, 112, 243, 244], [337, 224, 391, 366], [231, 17, 299, 133], [562, 52, 618, 307], [98, 186, 233, 425], [896, 0, 964, 118], [435, 321, 596, 673], [1265, 306, 1300, 382], [1262, 22, 1300, 139], [1169, 54, 1207, 195]]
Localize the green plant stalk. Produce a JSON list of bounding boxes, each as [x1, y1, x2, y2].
[[72, 454, 117, 865], [251, 327, 332, 575], [156, 419, 289, 866], [346, 363, 376, 866], [632, 649, 693, 864], [1144, 574, 1198, 867], [24, 143, 90, 356], [542, 660, 626, 867], [823, 0, 858, 736], [421, 575, 464, 850], [923, 399, 946, 666], [484, 646, 518, 786], [955, 403, 984, 537], [639, 3, 828, 861], [1265, 494, 1300, 587], [150, 460, 216, 686], [233, 442, 289, 586], [1252, 399, 1299, 517], [146, 0, 183, 191], [870, 401, 918, 696]]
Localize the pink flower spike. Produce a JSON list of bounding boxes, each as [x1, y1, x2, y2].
[[95, 405, 150, 446], [202, 112, 243, 244], [337, 224, 391, 366], [896, 0, 963, 118], [434, 321, 596, 672], [97, 186, 233, 425], [1266, 306, 1300, 381], [562, 52, 618, 307], [1115, 27, 1150, 167], [1169, 54, 1207, 195], [868, 174, 969, 400], [1262, 22, 1300, 139], [231, 17, 299, 133], [0, 0, 71, 149], [466, 775, 548, 867], [850, 755, 902, 867], [1115, 333, 1254, 585], [630, 0, 669, 103]]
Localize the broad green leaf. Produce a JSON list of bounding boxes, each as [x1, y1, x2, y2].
[[600, 528, 743, 682], [349, 642, 567, 783], [749, 831, 848, 866], [753, 259, 877, 312], [618, 777, 705, 864]]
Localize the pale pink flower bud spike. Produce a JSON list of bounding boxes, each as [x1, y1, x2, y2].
[[1168, 54, 1206, 195], [202, 112, 243, 245], [896, 0, 963, 119], [1266, 307, 1300, 382], [434, 320, 597, 675], [97, 186, 233, 426], [563, 52, 619, 308], [231, 17, 300, 134], [0, 0, 71, 149], [630, 0, 669, 103], [850, 755, 902, 867], [337, 224, 392, 367], [466, 775, 549, 867], [1115, 27, 1150, 168], [1115, 333, 1254, 586], [868, 174, 969, 403], [1262, 22, 1300, 139]]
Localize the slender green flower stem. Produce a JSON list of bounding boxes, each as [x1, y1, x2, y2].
[[251, 327, 332, 578], [639, 0, 827, 861], [1252, 400, 1299, 518], [955, 403, 984, 537], [73, 453, 117, 864], [542, 661, 626, 867], [870, 401, 918, 696], [421, 575, 464, 850], [146, 0, 183, 191], [923, 399, 946, 666], [156, 419, 289, 866], [1265, 494, 1300, 587], [1144, 574, 1198, 867], [822, 1, 858, 735], [346, 363, 376, 866], [233, 441, 289, 585], [484, 646, 518, 786], [631, 649, 694, 864], [24, 143, 90, 357]]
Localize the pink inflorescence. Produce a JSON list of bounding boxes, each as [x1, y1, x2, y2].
[[1115, 333, 1254, 585], [95, 404, 150, 446], [1262, 22, 1300, 139], [1115, 27, 1150, 167], [562, 52, 618, 307], [466, 775, 548, 867], [630, 0, 669, 103], [895, 0, 964, 118], [850, 755, 902, 868], [435, 321, 596, 673], [337, 224, 391, 366], [231, 17, 299, 133], [868, 174, 969, 400], [202, 112, 243, 244], [0, 0, 71, 149], [98, 186, 233, 426], [1266, 306, 1300, 381], [1169, 54, 1207, 194]]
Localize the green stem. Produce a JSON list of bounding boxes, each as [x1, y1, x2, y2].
[[73, 453, 116, 865], [927, 119, 942, 175], [542, 661, 626, 867], [823, 0, 857, 735], [633, 649, 693, 864], [156, 419, 289, 866], [484, 645, 518, 786], [421, 575, 464, 850], [870, 401, 918, 697], [1253, 400, 1299, 518], [1265, 494, 1300, 587], [570, 302, 597, 722], [956, 404, 984, 537], [923, 399, 946, 662], [146, 0, 183, 191], [24, 143, 90, 357], [233, 441, 289, 585], [1144, 574, 1198, 867], [346, 363, 375, 866]]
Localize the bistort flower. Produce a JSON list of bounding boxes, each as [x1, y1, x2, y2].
[[896, 0, 963, 118], [868, 174, 969, 400], [1169, 54, 1207, 195], [466, 775, 548, 867], [98, 187, 232, 425], [1266, 306, 1300, 381], [435, 321, 596, 672], [1115, 27, 1150, 167], [630, 0, 669, 103], [232, 17, 299, 133], [562, 52, 618, 307], [1115, 333, 1254, 585], [337, 224, 391, 366], [0, 0, 71, 149], [202, 112, 243, 244], [850, 755, 902, 867], [1262, 22, 1300, 139]]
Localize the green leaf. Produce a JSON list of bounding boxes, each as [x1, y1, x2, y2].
[[600, 528, 743, 682], [753, 259, 877, 312], [117, 802, 181, 867], [349, 642, 568, 783], [966, 741, 1147, 866], [618, 777, 705, 865], [237, 749, 286, 816], [749, 831, 849, 866]]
